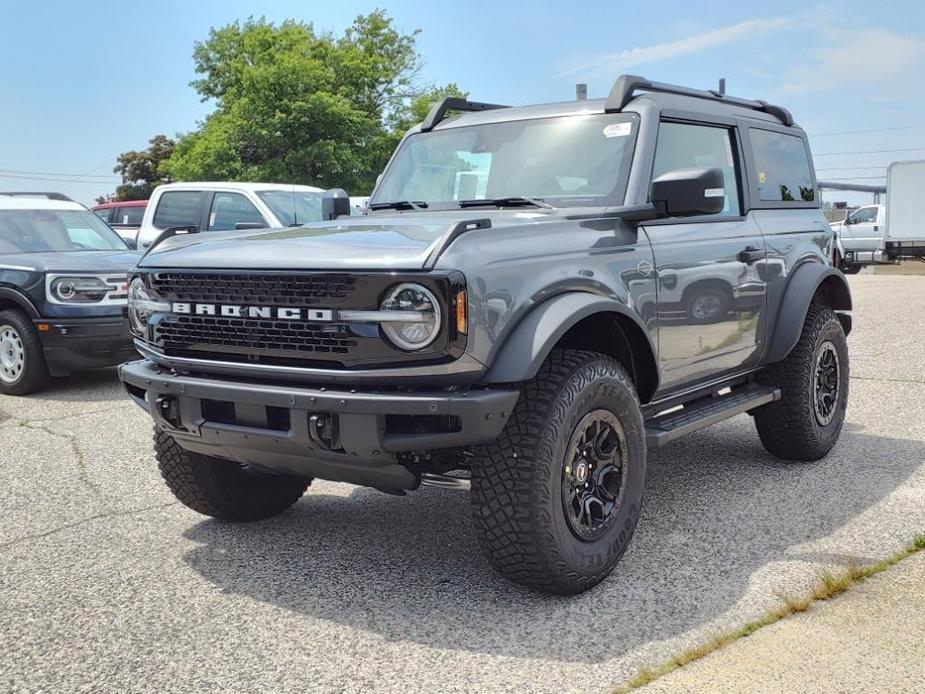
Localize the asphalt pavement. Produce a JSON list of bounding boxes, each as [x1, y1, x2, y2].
[[1, 275, 923, 693]]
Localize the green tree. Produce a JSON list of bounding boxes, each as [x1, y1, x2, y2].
[[98, 135, 175, 203], [161, 12, 462, 194]]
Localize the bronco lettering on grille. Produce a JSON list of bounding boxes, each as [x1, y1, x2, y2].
[[170, 302, 334, 321]]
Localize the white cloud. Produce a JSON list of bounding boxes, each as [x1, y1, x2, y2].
[[557, 17, 790, 79], [782, 29, 925, 94]]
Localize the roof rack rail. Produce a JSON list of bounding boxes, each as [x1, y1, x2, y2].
[[420, 97, 509, 132], [604, 74, 794, 127], [0, 191, 74, 201]]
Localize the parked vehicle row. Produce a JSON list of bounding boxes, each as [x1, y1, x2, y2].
[[1, 76, 856, 595]]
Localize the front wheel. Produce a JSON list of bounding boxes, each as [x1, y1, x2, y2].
[[155, 431, 311, 521], [470, 350, 647, 594], [0, 309, 50, 395], [754, 305, 849, 461]]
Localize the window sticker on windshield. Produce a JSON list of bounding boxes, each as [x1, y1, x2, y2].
[[759, 171, 767, 184], [603, 122, 632, 138]]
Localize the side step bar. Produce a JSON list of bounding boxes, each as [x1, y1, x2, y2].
[[645, 384, 780, 449]]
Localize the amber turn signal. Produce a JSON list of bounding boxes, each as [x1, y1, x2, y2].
[[455, 290, 467, 334], [36, 323, 50, 332]]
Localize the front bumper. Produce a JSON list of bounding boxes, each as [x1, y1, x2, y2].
[[37, 316, 136, 376], [119, 359, 519, 490]]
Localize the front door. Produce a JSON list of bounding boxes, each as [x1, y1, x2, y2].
[[642, 121, 767, 391], [843, 205, 881, 252]]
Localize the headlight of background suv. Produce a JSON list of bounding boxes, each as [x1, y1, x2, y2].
[[378, 283, 442, 350], [127, 276, 169, 337], [45, 273, 128, 306], [47, 275, 114, 303]]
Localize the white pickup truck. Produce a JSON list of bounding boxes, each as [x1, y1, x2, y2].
[[833, 160, 925, 271], [135, 182, 328, 249]]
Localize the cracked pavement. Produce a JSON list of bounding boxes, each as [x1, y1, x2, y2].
[[1, 275, 923, 693]]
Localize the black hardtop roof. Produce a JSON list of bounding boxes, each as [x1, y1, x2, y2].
[[422, 74, 799, 133]]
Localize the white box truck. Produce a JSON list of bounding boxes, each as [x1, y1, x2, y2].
[[883, 160, 925, 260]]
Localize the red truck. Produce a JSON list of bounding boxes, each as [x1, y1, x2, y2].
[[92, 199, 147, 247]]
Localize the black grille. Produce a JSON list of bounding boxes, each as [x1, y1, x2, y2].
[[142, 270, 459, 368], [150, 272, 358, 307], [155, 315, 358, 357]]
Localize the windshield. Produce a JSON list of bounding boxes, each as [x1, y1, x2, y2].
[[0, 209, 127, 254], [372, 113, 638, 209], [257, 190, 324, 226]]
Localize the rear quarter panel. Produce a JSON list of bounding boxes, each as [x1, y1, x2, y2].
[[751, 207, 832, 358]]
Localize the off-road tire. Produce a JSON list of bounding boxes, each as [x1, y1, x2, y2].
[[0, 309, 50, 396], [754, 305, 849, 461], [155, 430, 311, 521], [470, 349, 647, 594]]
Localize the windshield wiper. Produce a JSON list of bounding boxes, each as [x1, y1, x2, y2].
[[369, 200, 429, 211], [458, 196, 554, 210]]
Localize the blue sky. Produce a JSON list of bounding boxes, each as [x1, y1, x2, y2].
[[2, 0, 924, 205]]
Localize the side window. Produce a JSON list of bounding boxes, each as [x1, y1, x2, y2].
[[208, 193, 265, 231], [848, 207, 876, 224], [112, 206, 145, 226], [93, 209, 112, 223], [153, 192, 202, 230], [750, 129, 815, 203], [652, 122, 741, 217]]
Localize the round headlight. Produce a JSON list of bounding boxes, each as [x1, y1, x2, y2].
[[128, 277, 168, 336], [49, 276, 108, 303], [380, 283, 441, 350], [55, 280, 76, 299]]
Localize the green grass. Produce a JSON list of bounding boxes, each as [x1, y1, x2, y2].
[[614, 534, 925, 693]]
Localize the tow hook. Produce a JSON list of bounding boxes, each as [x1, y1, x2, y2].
[[308, 413, 338, 450], [155, 395, 182, 429]]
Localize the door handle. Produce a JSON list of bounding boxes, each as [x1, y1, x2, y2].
[[738, 246, 767, 264]]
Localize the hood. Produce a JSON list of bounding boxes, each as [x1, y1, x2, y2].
[[138, 211, 547, 270], [0, 249, 142, 273]]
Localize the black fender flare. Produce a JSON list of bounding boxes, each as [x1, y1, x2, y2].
[[482, 292, 657, 387], [765, 263, 852, 363], [0, 286, 40, 318]]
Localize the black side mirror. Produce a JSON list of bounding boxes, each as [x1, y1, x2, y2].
[[650, 167, 725, 218], [234, 222, 265, 230], [321, 188, 351, 220]]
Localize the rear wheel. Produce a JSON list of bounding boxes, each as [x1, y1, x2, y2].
[[155, 430, 311, 521], [470, 350, 647, 594], [0, 309, 50, 396], [754, 305, 849, 461]]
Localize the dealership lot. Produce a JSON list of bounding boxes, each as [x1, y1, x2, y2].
[[1, 274, 923, 693]]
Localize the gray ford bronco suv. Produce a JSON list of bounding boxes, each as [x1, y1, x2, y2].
[[120, 75, 851, 594]]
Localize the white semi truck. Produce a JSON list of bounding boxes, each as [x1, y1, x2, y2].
[[833, 160, 925, 272]]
